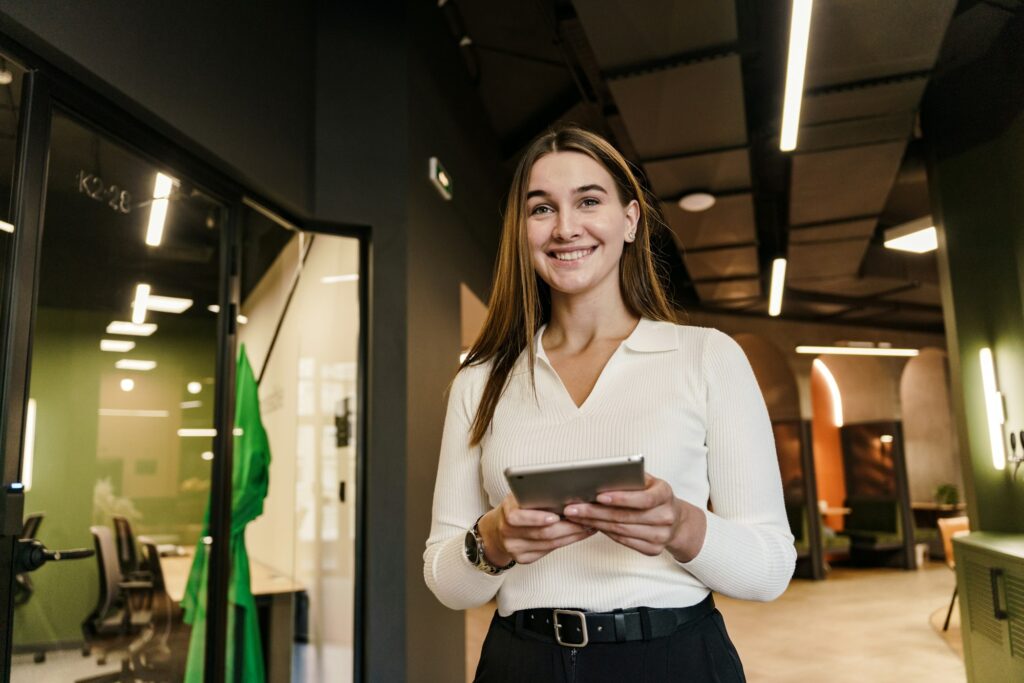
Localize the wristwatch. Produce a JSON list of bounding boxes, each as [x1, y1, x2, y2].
[[464, 517, 516, 575]]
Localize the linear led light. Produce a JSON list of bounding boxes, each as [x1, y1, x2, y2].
[[147, 294, 193, 314], [100, 339, 136, 353], [796, 345, 919, 357], [98, 408, 169, 418], [979, 347, 1006, 470], [145, 173, 175, 247], [0, 220, 13, 233], [180, 400, 202, 409], [813, 358, 843, 427], [207, 304, 220, 313], [178, 427, 244, 437], [780, 0, 814, 151], [884, 216, 937, 254], [115, 359, 157, 371], [768, 258, 787, 317], [132, 283, 151, 324], [21, 398, 35, 491], [321, 274, 360, 284], [106, 321, 157, 336]]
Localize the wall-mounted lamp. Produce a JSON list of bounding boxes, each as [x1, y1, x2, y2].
[[979, 347, 1006, 470]]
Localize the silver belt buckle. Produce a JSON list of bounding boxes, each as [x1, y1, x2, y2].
[[553, 609, 588, 647]]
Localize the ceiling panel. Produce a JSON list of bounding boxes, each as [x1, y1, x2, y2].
[[695, 277, 761, 303], [574, 0, 737, 70], [662, 194, 756, 250], [789, 276, 909, 298], [644, 148, 750, 197], [797, 112, 914, 152], [683, 245, 759, 280], [804, 0, 957, 88], [881, 282, 942, 306], [789, 218, 877, 244], [789, 141, 907, 225], [608, 56, 747, 159], [802, 78, 928, 124], [788, 238, 871, 280]]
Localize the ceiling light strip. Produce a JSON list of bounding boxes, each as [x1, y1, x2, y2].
[[796, 345, 919, 357], [780, 0, 814, 152], [768, 258, 787, 317], [132, 283, 151, 324], [145, 173, 174, 246]]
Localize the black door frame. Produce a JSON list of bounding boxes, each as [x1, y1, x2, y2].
[[0, 35, 371, 683]]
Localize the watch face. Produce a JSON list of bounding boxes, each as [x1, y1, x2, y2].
[[465, 529, 480, 564]]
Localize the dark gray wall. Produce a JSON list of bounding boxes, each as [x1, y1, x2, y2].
[[0, 0, 315, 215], [405, 3, 503, 681]]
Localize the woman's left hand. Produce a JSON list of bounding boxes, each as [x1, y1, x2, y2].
[[563, 474, 708, 563]]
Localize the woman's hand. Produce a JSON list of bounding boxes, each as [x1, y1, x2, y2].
[[562, 474, 708, 562], [478, 494, 596, 566]]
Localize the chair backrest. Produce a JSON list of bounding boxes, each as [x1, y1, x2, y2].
[[90, 525, 124, 620], [846, 498, 900, 534], [937, 516, 970, 569], [137, 536, 166, 592], [112, 515, 140, 576], [21, 513, 43, 540]]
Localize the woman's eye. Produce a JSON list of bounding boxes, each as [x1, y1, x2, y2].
[[530, 205, 552, 215], [580, 198, 600, 208]]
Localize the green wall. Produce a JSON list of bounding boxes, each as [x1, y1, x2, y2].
[[926, 108, 1024, 533], [14, 307, 215, 646]]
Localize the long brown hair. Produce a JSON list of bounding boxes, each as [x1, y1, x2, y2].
[[462, 126, 677, 445]]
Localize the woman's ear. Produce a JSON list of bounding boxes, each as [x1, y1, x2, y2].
[[624, 199, 640, 242]]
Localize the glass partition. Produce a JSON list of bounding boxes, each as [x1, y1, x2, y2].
[[11, 110, 224, 680], [238, 206, 361, 682]]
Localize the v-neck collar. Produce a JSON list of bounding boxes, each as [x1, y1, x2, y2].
[[532, 318, 678, 412]]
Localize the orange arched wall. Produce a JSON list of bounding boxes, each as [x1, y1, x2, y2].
[[811, 364, 846, 531]]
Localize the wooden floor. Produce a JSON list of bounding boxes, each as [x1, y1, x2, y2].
[[464, 564, 966, 682]]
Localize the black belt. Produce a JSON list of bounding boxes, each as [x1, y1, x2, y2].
[[498, 594, 715, 648]]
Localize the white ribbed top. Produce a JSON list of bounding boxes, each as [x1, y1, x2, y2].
[[424, 319, 796, 616]]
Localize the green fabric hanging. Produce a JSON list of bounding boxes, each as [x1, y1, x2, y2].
[[182, 345, 271, 683]]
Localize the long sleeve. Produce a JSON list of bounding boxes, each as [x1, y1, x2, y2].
[[679, 329, 797, 601], [423, 366, 506, 610]]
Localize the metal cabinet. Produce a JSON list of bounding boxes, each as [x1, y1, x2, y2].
[[954, 533, 1024, 682]]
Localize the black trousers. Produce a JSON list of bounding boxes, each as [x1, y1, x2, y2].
[[473, 606, 746, 682]]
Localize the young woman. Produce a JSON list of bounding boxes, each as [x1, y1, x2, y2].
[[424, 126, 795, 682]]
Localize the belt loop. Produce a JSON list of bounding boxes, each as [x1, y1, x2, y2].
[[514, 610, 524, 635], [638, 606, 653, 639], [613, 611, 626, 642]]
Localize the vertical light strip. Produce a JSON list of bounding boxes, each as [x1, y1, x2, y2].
[[22, 398, 36, 491], [813, 358, 843, 427], [132, 283, 151, 324], [979, 348, 1006, 470], [145, 173, 174, 246], [780, 0, 814, 152], [768, 257, 787, 316]]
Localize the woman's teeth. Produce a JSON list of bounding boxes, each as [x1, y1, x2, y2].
[[553, 247, 595, 261]]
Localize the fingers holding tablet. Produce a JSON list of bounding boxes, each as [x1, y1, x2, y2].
[[478, 494, 594, 566]]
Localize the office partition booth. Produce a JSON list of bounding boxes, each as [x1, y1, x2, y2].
[[0, 47, 369, 683]]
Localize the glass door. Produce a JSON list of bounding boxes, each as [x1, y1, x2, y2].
[[5, 107, 227, 681]]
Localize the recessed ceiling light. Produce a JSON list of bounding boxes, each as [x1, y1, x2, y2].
[[678, 192, 716, 212], [100, 339, 136, 352], [120, 378, 135, 392], [115, 359, 157, 371], [884, 216, 937, 254], [147, 295, 193, 314], [187, 381, 202, 395], [106, 321, 157, 336], [321, 274, 360, 284], [207, 304, 220, 313], [132, 283, 151, 324]]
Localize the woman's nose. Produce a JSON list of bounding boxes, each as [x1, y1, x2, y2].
[[552, 210, 581, 241]]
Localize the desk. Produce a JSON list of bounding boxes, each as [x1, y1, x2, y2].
[[163, 552, 303, 683]]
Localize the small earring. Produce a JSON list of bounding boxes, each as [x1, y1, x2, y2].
[[627, 231, 636, 241]]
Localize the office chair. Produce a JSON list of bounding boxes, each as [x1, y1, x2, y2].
[[13, 513, 46, 664], [79, 525, 153, 680], [937, 516, 970, 631]]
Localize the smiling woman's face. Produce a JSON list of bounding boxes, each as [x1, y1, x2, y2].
[[525, 151, 639, 300]]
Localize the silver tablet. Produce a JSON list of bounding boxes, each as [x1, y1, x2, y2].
[[504, 455, 645, 512]]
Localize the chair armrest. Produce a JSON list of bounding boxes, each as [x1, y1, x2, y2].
[[119, 580, 153, 592]]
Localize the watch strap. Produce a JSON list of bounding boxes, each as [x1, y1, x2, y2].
[[470, 518, 516, 575]]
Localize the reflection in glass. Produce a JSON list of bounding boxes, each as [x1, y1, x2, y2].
[[11, 111, 223, 681]]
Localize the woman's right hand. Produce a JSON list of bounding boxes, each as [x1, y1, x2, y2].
[[477, 494, 596, 566]]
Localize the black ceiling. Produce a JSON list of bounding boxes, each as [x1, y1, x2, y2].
[[442, 0, 971, 333]]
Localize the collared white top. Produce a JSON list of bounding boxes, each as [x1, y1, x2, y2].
[[424, 318, 796, 615]]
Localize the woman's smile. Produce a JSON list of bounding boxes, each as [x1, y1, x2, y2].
[[548, 245, 598, 265]]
